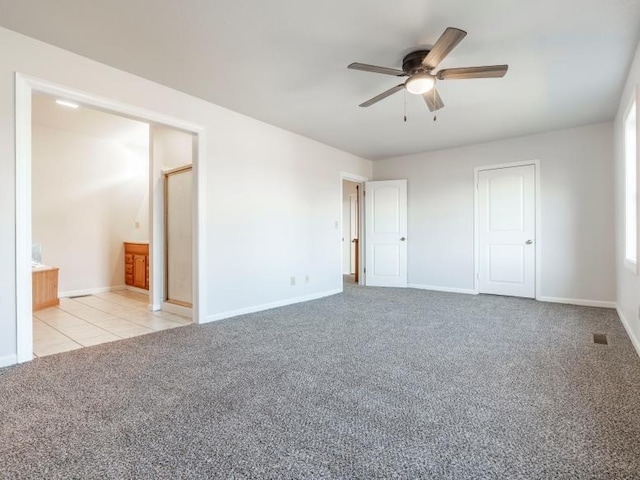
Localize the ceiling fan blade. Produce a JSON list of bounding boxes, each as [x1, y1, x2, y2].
[[422, 27, 467, 70], [423, 88, 444, 112], [359, 84, 405, 107], [348, 63, 406, 76], [437, 65, 509, 80]]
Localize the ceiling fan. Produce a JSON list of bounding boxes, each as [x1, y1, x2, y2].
[[348, 27, 508, 112]]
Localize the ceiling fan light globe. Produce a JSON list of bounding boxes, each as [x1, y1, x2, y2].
[[406, 74, 436, 95]]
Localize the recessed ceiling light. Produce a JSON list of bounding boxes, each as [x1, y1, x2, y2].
[[55, 99, 79, 109]]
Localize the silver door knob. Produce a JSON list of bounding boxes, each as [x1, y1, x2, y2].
[[400, 237, 406, 241], [525, 239, 533, 245]]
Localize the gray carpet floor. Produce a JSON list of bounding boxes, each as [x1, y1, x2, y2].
[[1, 282, 640, 479]]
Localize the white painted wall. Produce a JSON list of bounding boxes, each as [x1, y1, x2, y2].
[[153, 126, 193, 168], [614, 38, 640, 354], [342, 180, 358, 274], [373, 122, 616, 304], [0, 27, 371, 364], [32, 123, 148, 295]]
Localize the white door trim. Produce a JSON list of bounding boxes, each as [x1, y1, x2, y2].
[[340, 172, 368, 287], [349, 193, 358, 273], [473, 160, 541, 298], [15, 73, 208, 364]]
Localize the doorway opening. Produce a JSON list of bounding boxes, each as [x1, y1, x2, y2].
[[16, 74, 205, 363], [340, 172, 367, 288], [29, 92, 196, 357], [342, 179, 360, 286], [30, 92, 186, 357]]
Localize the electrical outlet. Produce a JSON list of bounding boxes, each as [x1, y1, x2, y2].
[[290, 276, 296, 286], [305, 275, 310, 284], [637, 305, 640, 320], [134, 221, 140, 229]]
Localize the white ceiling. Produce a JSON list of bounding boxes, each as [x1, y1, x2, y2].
[[32, 93, 149, 147], [3, 0, 640, 159]]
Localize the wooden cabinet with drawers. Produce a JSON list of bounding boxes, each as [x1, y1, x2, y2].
[[124, 242, 149, 290]]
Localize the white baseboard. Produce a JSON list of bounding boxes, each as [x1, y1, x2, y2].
[[0, 354, 18, 368], [59, 285, 126, 298], [126, 285, 150, 296], [537, 296, 616, 309], [162, 302, 192, 319], [616, 307, 640, 358], [205, 289, 342, 323], [407, 284, 478, 295]]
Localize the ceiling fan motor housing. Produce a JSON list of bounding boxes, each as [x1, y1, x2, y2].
[[402, 50, 431, 74]]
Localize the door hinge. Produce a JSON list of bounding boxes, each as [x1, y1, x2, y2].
[[364, 267, 366, 274], [476, 272, 479, 279], [363, 190, 366, 196]]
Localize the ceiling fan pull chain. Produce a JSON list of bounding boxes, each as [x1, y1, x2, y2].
[[404, 89, 407, 122]]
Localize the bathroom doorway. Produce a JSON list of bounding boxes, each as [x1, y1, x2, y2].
[[29, 93, 193, 357], [15, 75, 206, 363]]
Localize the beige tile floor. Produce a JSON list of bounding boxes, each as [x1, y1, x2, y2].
[[33, 290, 191, 358]]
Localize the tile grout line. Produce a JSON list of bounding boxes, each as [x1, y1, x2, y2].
[[90, 292, 152, 312], [73, 297, 157, 326], [87, 308, 160, 332], [72, 296, 183, 334], [108, 291, 191, 323], [80, 294, 186, 330], [48, 298, 127, 340], [32, 319, 83, 349]]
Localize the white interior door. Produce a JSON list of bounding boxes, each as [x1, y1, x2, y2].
[[365, 180, 407, 287], [478, 165, 535, 298]]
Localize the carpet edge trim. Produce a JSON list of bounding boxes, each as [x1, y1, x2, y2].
[[407, 284, 477, 295], [204, 289, 343, 322], [537, 296, 616, 309], [616, 307, 640, 358]]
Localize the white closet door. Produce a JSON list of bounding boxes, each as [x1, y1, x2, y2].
[[478, 165, 535, 298]]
